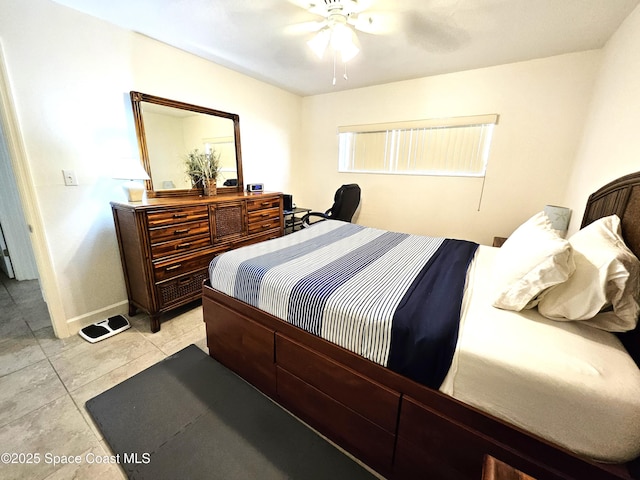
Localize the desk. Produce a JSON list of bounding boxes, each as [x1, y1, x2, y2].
[[284, 207, 311, 234]]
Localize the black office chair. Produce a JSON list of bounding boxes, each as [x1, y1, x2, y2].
[[302, 184, 361, 227]]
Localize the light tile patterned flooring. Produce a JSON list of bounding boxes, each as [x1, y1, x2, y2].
[[0, 271, 207, 480]]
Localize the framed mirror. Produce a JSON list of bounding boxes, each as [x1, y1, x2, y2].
[[130, 91, 244, 197]]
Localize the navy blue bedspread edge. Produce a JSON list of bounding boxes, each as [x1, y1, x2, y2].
[[388, 239, 479, 389]]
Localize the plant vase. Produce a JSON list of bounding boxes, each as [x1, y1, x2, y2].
[[185, 149, 221, 196], [203, 183, 217, 196]]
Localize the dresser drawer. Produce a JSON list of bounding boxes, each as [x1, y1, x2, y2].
[[248, 205, 281, 235], [153, 248, 222, 282], [247, 197, 280, 212], [248, 206, 279, 224], [157, 269, 209, 309], [147, 206, 209, 228], [150, 234, 212, 260], [148, 220, 210, 244], [234, 230, 281, 248], [248, 219, 280, 235]]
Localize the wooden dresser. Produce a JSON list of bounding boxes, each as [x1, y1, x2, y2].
[[111, 192, 283, 332]]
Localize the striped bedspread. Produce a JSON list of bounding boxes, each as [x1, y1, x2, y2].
[[209, 220, 479, 388]]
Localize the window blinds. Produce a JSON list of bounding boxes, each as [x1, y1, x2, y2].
[[338, 114, 498, 176]]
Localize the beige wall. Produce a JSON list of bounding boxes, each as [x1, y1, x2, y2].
[[296, 51, 602, 244], [0, 0, 301, 336], [563, 4, 640, 235]]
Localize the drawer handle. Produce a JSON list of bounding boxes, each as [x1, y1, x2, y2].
[[165, 264, 182, 272], [176, 243, 192, 249], [261, 223, 271, 229], [261, 202, 271, 206], [261, 213, 270, 217], [173, 213, 188, 219], [178, 278, 192, 286], [174, 228, 190, 234]]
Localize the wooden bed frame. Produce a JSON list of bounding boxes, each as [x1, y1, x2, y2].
[[203, 172, 640, 480]]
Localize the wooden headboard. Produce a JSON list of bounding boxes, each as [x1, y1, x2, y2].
[[582, 170, 640, 367]]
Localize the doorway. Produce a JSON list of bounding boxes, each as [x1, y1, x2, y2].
[[0, 222, 15, 278], [0, 44, 66, 337], [0, 119, 38, 282]]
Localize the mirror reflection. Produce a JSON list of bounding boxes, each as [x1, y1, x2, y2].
[[141, 103, 237, 191], [130, 92, 244, 197]]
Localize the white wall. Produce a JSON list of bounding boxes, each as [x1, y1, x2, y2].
[[563, 4, 640, 234], [297, 51, 602, 244], [0, 0, 301, 336], [3, 0, 638, 338]]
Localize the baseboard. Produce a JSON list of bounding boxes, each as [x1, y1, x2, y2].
[[64, 300, 129, 338]]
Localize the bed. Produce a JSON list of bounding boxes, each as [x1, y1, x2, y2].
[[202, 172, 640, 480]]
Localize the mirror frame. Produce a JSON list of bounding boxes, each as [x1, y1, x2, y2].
[[130, 91, 244, 198]]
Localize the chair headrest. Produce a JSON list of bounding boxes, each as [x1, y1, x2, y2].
[[330, 184, 361, 222]]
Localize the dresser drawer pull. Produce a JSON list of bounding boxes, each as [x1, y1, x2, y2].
[[173, 213, 188, 219], [165, 264, 182, 272], [261, 223, 272, 229], [261, 202, 271, 206], [178, 277, 192, 287], [174, 228, 190, 234], [176, 243, 192, 249], [261, 213, 270, 217]]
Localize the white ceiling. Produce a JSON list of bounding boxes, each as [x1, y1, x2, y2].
[[52, 0, 639, 96]]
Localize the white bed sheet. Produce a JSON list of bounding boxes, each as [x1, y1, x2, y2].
[[441, 245, 640, 463]]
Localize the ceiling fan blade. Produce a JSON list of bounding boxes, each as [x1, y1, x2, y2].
[[349, 11, 399, 35], [284, 20, 327, 36], [285, 0, 314, 10], [349, 0, 375, 14], [402, 9, 470, 53], [285, 0, 329, 17]]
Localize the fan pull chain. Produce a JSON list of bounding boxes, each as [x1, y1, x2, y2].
[[344, 62, 348, 81], [332, 51, 337, 85]]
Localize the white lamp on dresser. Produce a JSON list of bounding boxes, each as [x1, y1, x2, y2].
[[113, 161, 150, 202]]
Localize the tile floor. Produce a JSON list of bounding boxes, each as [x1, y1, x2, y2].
[[0, 271, 207, 480]]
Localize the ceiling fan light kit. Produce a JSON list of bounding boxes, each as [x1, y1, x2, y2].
[[304, 0, 364, 84], [307, 22, 359, 62]]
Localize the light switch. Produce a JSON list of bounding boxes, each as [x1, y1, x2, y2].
[[62, 169, 78, 186]]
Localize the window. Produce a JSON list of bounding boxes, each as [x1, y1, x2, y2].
[[338, 114, 498, 177]]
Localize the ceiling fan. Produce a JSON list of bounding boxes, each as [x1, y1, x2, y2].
[[287, 0, 396, 83]]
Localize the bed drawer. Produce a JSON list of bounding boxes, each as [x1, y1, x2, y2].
[[395, 396, 489, 479], [204, 296, 276, 396], [276, 366, 395, 474], [395, 396, 559, 480], [276, 334, 400, 433], [146, 206, 209, 227], [247, 197, 280, 212]]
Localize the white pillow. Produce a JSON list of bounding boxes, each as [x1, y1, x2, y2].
[[537, 215, 640, 332], [491, 211, 575, 311]]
